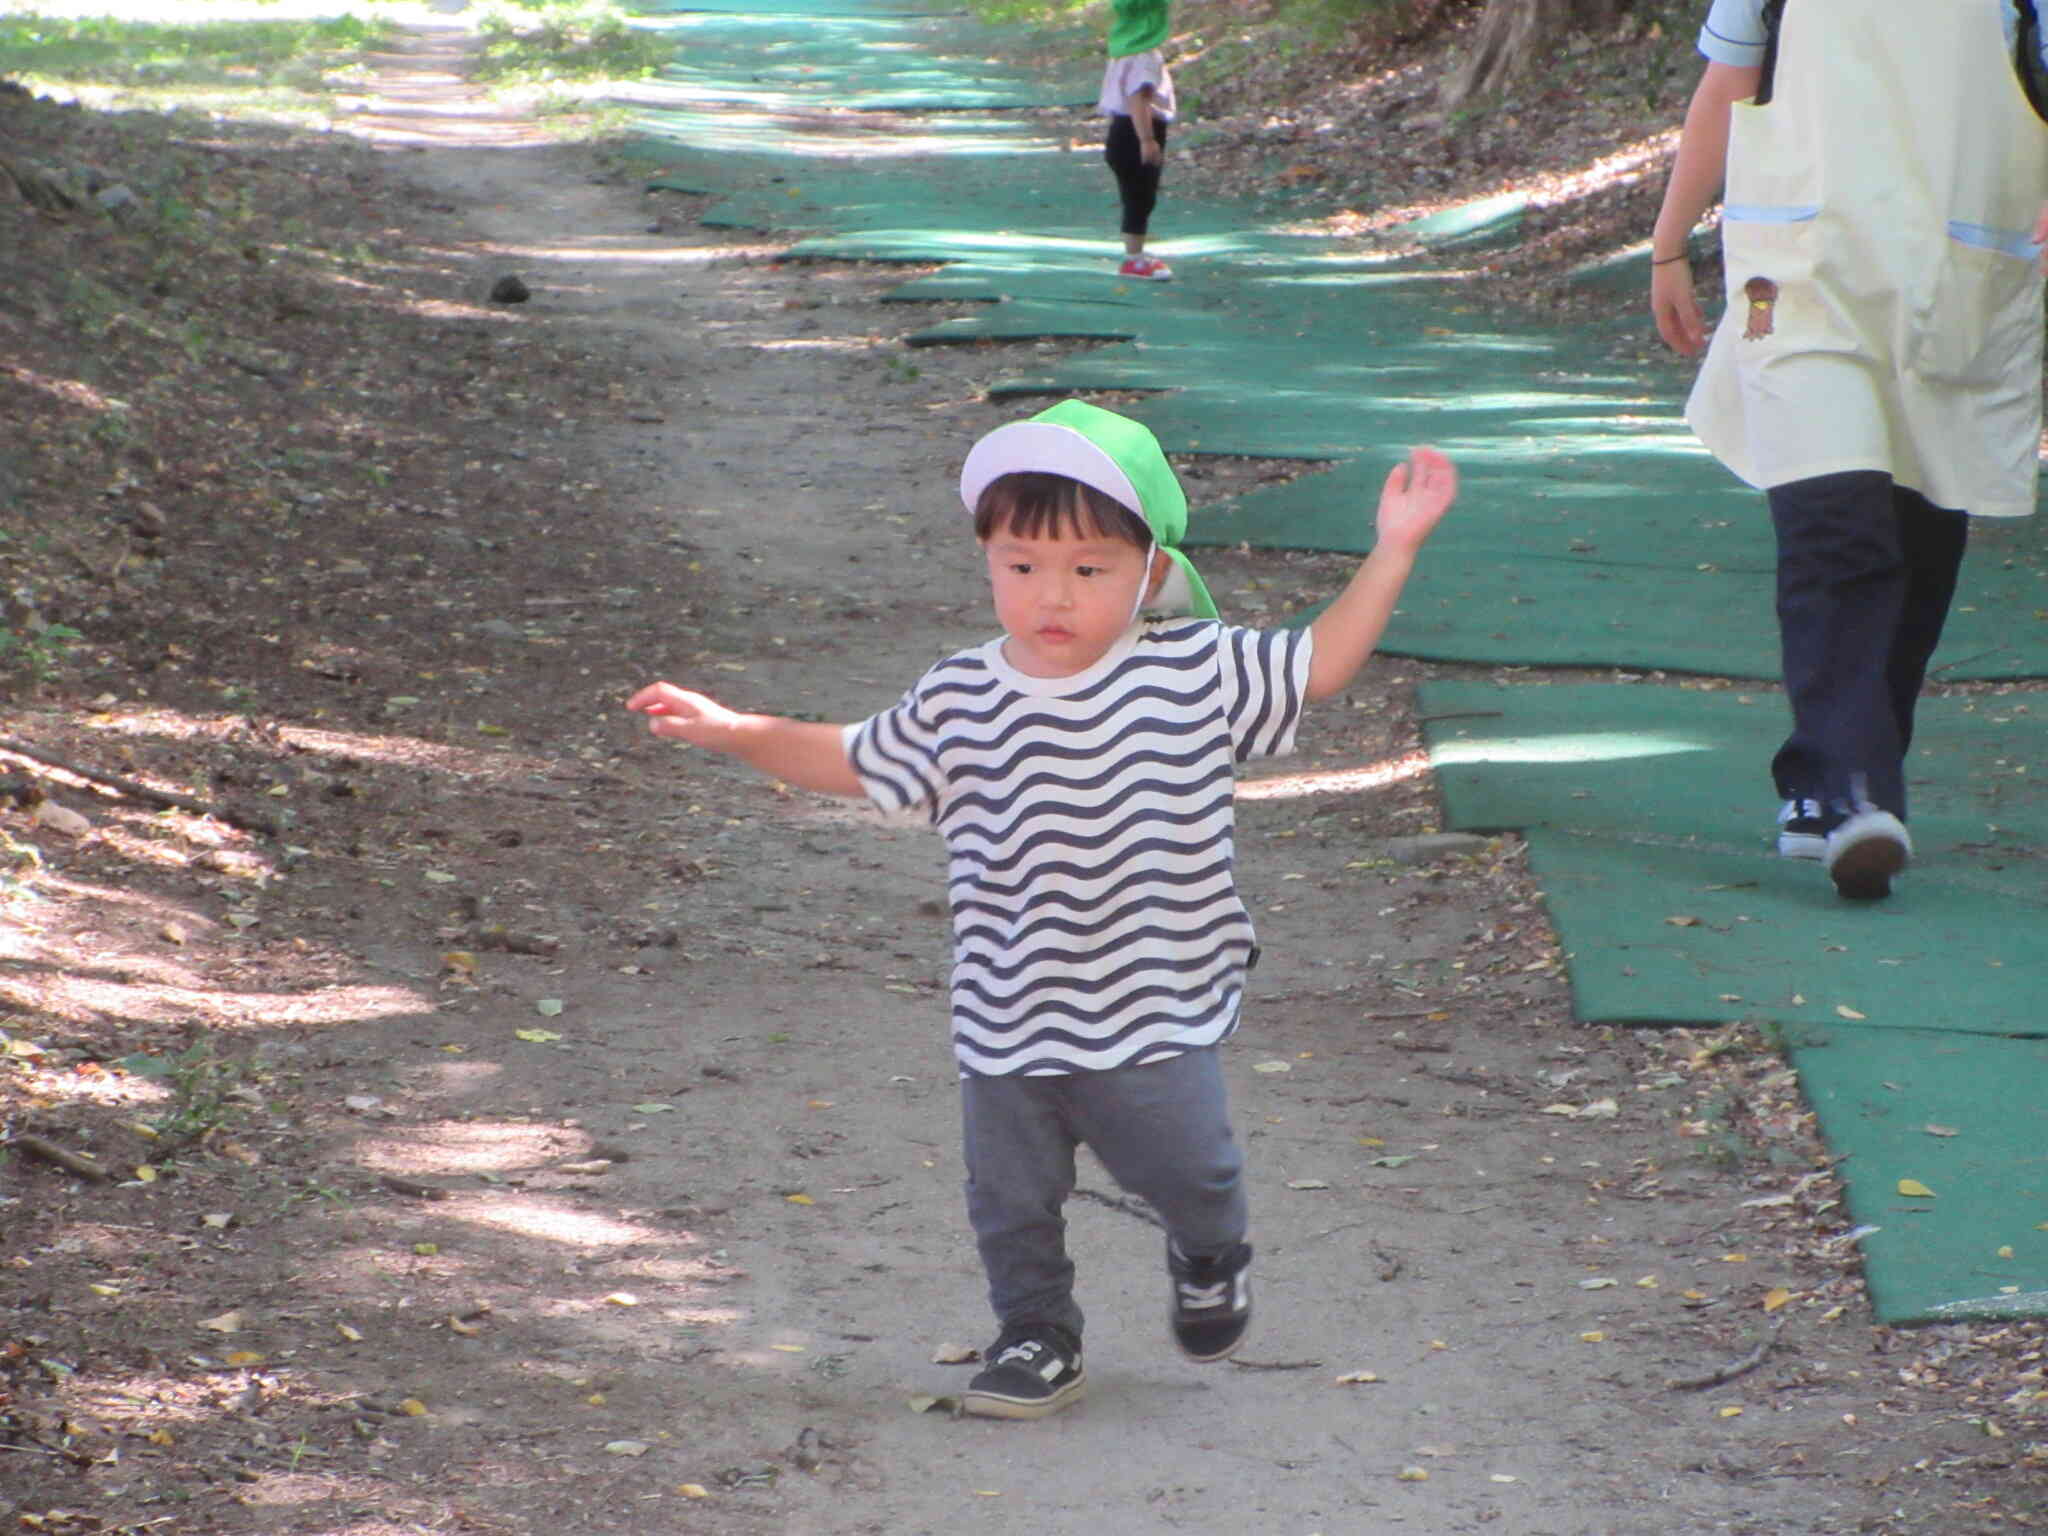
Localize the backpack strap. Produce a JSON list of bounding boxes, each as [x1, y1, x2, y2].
[[1754, 0, 1787, 105]]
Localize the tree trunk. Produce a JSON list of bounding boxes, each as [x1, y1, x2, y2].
[[1440, 0, 1625, 112]]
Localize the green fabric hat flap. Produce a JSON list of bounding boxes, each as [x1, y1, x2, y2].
[[1108, 0, 1169, 59], [958, 398, 1216, 619]]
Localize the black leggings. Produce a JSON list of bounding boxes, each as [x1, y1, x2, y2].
[[1104, 114, 1168, 236]]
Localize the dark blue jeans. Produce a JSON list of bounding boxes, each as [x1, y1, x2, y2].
[[1768, 470, 1969, 821]]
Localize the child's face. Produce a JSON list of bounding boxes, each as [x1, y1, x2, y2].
[[982, 524, 1163, 678]]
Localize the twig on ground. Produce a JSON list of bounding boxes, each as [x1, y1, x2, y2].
[[1666, 1317, 1788, 1390], [7, 1132, 114, 1182], [1228, 1357, 1323, 1371], [0, 736, 278, 837]]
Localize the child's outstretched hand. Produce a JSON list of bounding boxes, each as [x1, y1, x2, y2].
[[1377, 447, 1456, 554], [627, 681, 740, 750]]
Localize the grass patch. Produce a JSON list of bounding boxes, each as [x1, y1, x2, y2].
[[0, 10, 395, 92], [472, 0, 675, 85]]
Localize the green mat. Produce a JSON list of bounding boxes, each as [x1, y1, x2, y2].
[[1789, 1028, 2048, 1324], [1420, 681, 2048, 1321]]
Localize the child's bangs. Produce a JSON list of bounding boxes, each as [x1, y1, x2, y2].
[[974, 472, 1147, 546]]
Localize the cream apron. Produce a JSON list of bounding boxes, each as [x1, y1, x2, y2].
[[1686, 0, 2048, 518]]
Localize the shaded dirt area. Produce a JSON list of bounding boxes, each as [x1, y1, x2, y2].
[[3, 12, 2044, 1536]]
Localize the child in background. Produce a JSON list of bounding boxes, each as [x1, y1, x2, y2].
[[1101, 0, 1176, 279], [628, 400, 1455, 1419]]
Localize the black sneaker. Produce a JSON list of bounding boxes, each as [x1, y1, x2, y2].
[[962, 1324, 1084, 1420], [1775, 797, 1833, 860], [1167, 1239, 1252, 1362]]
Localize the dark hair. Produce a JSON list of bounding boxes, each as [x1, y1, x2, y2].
[[973, 472, 1150, 548]]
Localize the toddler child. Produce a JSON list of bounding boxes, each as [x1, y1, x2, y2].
[[628, 399, 1455, 1418]]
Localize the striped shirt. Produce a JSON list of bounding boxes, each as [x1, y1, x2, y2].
[[846, 619, 1312, 1077]]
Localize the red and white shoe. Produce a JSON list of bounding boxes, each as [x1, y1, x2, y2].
[[1117, 255, 1174, 280]]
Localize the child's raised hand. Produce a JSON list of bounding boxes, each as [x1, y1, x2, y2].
[[1376, 446, 1457, 554], [626, 681, 740, 748]]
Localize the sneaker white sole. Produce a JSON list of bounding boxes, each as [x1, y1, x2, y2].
[[962, 1373, 1085, 1420], [1777, 830, 1827, 860], [1824, 810, 1910, 900]]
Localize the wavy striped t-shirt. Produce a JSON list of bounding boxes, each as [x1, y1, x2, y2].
[[845, 618, 1312, 1078]]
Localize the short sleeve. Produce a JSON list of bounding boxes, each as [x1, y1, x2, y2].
[[1698, 0, 1768, 67], [1214, 625, 1312, 763], [846, 684, 947, 818]]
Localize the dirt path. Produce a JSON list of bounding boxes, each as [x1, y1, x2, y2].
[[5, 21, 2034, 1536]]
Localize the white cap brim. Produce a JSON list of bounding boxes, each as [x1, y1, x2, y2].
[[958, 421, 1145, 521]]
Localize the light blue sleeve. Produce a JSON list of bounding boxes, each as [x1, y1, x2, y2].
[[1697, 0, 1767, 67]]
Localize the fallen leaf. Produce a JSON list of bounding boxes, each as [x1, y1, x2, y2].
[[1897, 1178, 1936, 1198], [1718, 1405, 1743, 1418], [337, 1323, 364, 1342], [785, 1192, 815, 1205], [535, 999, 565, 1017], [629, 1102, 675, 1114], [1285, 1178, 1331, 1190], [605, 1440, 650, 1456], [1580, 1331, 1605, 1343], [515, 1028, 562, 1044], [931, 1342, 979, 1364], [414, 1243, 439, 1257], [602, 1292, 640, 1307], [679, 1483, 711, 1497], [1252, 1060, 1292, 1074], [1664, 915, 1700, 927], [1578, 1278, 1618, 1290], [400, 1398, 429, 1416], [1836, 1004, 1867, 1021], [224, 1350, 265, 1367], [200, 1311, 244, 1334], [1762, 1288, 1792, 1312], [1923, 1124, 1958, 1138], [1369, 1154, 1417, 1169], [907, 1394, 960, 1415], [1397, 1466, 1429, 1481], [1334, 1370, 1381, 1384]]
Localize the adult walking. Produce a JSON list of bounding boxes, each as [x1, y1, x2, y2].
[[1649, 0, 2048, 899]]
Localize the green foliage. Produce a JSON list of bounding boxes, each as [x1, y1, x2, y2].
[[471, 1, 675, 85], [117, 1037, 252, 1150], [0, 10, 394, 91], [0, 622, 82, 687]]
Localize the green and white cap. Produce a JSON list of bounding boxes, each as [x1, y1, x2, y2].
[[959, 398, 1216, 619], [1108, 0, 1169, 58]]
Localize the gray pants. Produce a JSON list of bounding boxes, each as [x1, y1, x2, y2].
[[960, 1046, 1247, 1339]]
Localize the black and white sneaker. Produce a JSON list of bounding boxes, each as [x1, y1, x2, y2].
[[1167, 1239, 1252, 1362], [1776, 797, 1833, 860], [963, 1324, 1085, 1420]]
